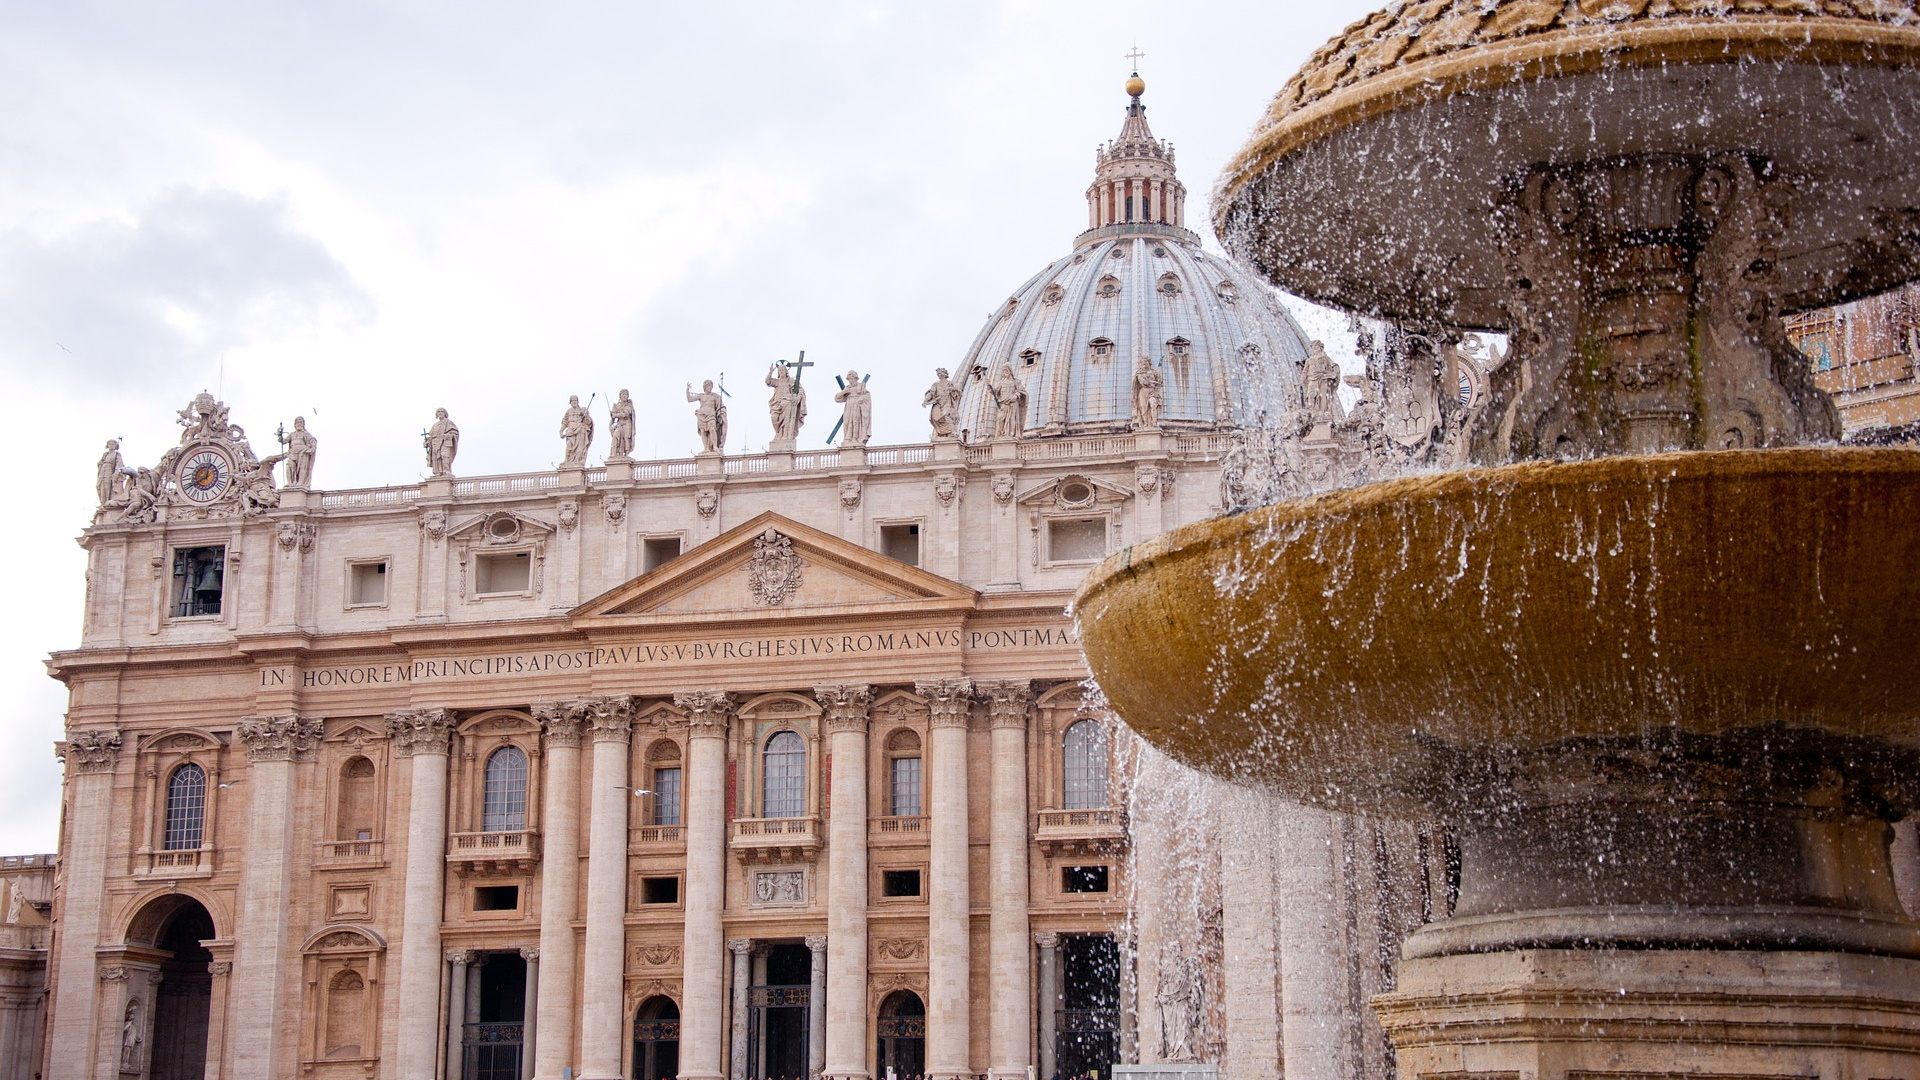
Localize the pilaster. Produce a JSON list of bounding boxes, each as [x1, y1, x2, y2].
[[978, 681, 1033, 1080], [531, 702, 588, 1080], [385, 708, 455, 1080], [917, 679, 974, 1080], [46, 730, 121, 1080], [229, 715, 321, 1080], [815, 684, 873, 1080], [679, 692, 737, 1080], [581, 696, 636, 1080]]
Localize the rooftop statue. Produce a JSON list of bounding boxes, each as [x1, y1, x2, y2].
[[558, 396, 594, 466], [1131, 357, 1164, 430], [835, 370, 871, 448], [988, 363, 1026, 441], [278, 416, 317, 487], [425, 408, 460, 476], [607, 392, 634, 461], [766, 363, 806, 449], [687, 380, 727, 454], [923, 368, 960, 440], [95, 440, 124, 506]]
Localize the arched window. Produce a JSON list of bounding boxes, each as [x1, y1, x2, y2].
[[1062, 720, 1110, 810], [482, 746, 529, 832], [762, 731, 805, 819], [887, 729, 923, 818], [337, 756, 378, 841], [633, 996, 681, 1080], [877, 989, 926, 1080], [649, 740, 684, 827], [163, 763, 206, 850], [324, 968, 367, 1058]]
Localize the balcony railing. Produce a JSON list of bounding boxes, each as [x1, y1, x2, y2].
[[447, 830, 540, 875], [1034, 808, 1128, 855], [142, 847, 212, 876], [729, 816, 821, 861], [870, 816, 929, 841], [318, 838, 385, 862], [634, 824, 684, 845]]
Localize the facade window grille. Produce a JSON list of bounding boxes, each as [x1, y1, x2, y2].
[[164, 763, 207, 850], [482, 746, 528, 832], [171, 546, 226, 618], [890, 755, 923, 817], [1062, 720, 1110, 810], [762, 731, 805, 818], [651, 766, 683, 826]]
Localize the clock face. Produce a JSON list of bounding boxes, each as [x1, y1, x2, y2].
[[179, 450, 233, 503]]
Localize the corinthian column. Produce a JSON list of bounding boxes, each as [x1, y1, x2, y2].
[[229, 715, 323, 1080], [387, 708, 456, 1080], [582, 697, 636, 1080], [45, 730, 121, 1080], [532, 703, 589, 1080], [978, 681, 1032, 1080], [815, 684, 873, 1080], [916, 678, 974, 1080], [677, 691, 736, 1080]]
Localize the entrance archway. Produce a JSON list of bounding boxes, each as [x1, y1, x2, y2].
[[875, 990, 925, 1080], [631, 996, 679, 1080], [128, 895, 215, 1080]]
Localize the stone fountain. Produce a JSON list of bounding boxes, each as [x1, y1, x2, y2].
[[1077, 5, 1920, 1077]]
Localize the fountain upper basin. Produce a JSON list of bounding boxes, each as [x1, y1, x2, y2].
[[1074, 448, 1920, 818]]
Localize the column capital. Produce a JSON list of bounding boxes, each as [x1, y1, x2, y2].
[[727, 938, 753, 956], [676, 691, 736, 739], [975, 681, 1033, 730], [586, 695, 637, 742], [207, 961, 232, 976], [804, 935, 829, 952], [386, 709, 456, 757], [446, 949, 474, 965], [235, 714, 323, 762], [520, 947, 539, 961], [59, 729, 123, 773], [98, 965, 128, 983], [1033, 931, 1060, 950], [813, 685, 872, 734], [533, 701, 590, 748], [915, 678, 974, 728]]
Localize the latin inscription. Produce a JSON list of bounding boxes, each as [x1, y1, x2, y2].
[[259, 626, 1078, 689]]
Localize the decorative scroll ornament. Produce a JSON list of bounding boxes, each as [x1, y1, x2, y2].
[[235, 715, 323, 762], [746, 529, 805, 607], [420, 508, 448, 541], [274, 520, 317, 552], [385, 709, 456, 757], [603, 494, 627, 527], [934, 471, 964, 507], [915, 679, 974, 728], [812, 684, 873, 734], [992, 474, 1016, 506], [62, 730, 123, 773], [838, 478, 862, 510]]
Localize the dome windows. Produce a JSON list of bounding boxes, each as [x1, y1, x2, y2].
[[1020, 348, 1042, 369], [1096, 276, 1122, 299], [1087, 338, 1116, 364], [1216, 281, 1239, 304], [1109, 247, 1127, 259], [1157, 273, 1182, 296], [1042, 284, 1065, 307], [1239, 342, 1263, 368], [1153, 246, 1169, 258]]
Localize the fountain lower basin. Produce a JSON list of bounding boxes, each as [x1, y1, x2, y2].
[[1075, 447, 1920, 954]]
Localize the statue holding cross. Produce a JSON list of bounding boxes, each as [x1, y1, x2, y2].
[[766, 353, 811, 450], [830, 370, 873, 447]]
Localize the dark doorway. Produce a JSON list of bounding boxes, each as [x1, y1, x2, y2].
[[150, 900, 215, 1080], [464, 951, 526, 1080], [1057, 934, 1121, 1080], [875, 990, 925, 1080], [632, 996, 680, 1080], [748, 943, 811, 1080]]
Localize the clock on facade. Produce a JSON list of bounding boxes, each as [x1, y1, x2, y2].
[[178, 449, 233, 503]]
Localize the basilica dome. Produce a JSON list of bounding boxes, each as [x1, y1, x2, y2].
[[954, 76, 1310, 439]]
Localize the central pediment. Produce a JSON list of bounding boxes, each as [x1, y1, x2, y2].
[[572, 512, 976, 626]]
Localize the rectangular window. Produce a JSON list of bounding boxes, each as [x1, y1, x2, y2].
[[880, 523, 921, 567], [651, 766, 683, 826], [1063, 865, 1110, 894], [1048, 518, 1107, 563], [882, 869, 922, 898], [890, 756, 923, 817], [474, 551, 532, 595], [171, 546, 226, 618], [641, 876, 680, 904], [473, 885, 520, 911], [348, 561, 388, 606], [643, 537, 683, 572]]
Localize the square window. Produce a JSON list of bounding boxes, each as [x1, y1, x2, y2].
[[171, 546, 225, 618], [1062, 865, 1109, 894], [1048, 518, 1107, 563], [880, 523, 920, 566], [882, 869, 922, 898], [474, 551, 532, 595], [643, 537, 683, 572], [473, 885, 520, 911], [641, 876, 680, 904], [348, 561, 388, 607]]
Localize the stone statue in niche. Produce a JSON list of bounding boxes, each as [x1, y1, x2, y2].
[[989, 362, 1027, 441], [120, 999, 143, 1071], [558, 395, 594, 466], [1301, 339, 1347, 430], [96, 440, 125, 505], [278, 417, 317, 487], [835, 371, 872, 447], [1156, 946, 1200, 1063], [922, 368, 961, 439], [1132, 357, 1164, 429], [765, 364, 807, 448], [607, 391, 635, 461], [425, 408, 460, 476], [687, 380, 728, 453]]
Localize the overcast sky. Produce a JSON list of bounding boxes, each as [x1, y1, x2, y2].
[[0, 1, 1386, 852]]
